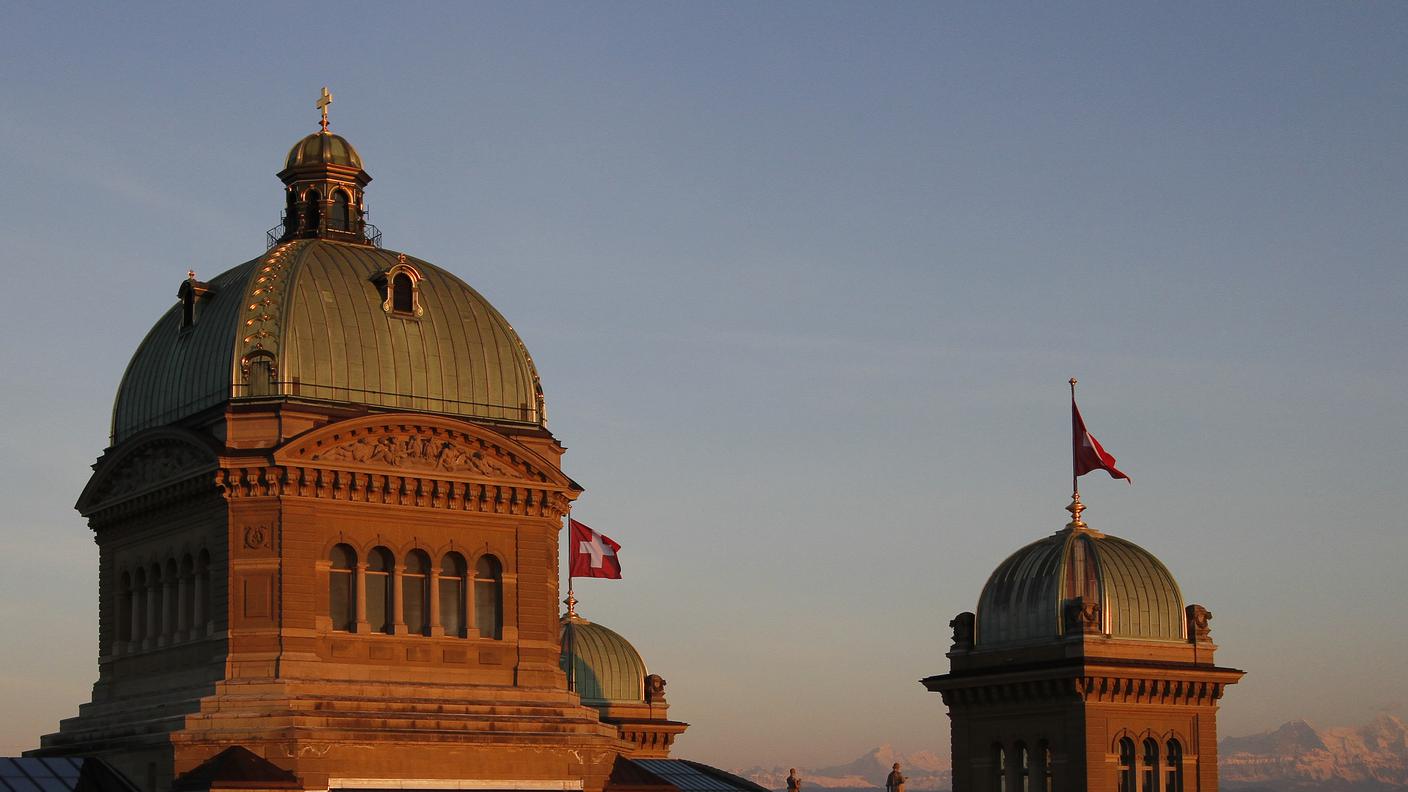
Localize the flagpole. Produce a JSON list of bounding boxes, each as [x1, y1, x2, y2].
[[1069, 378, 1079, 500], [1068, 378, 1086, 530], [564, 509, 575, 693]]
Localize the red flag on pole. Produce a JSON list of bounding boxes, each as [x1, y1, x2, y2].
[[1072, 401, 1131, 482], [569, 519, 622, 579]]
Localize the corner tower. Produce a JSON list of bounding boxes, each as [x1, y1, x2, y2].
[[34, 101, 634, 792], [923, 498, 1243, 792]]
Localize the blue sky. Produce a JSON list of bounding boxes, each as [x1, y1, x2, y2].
[[1, 2, 1405, 769]]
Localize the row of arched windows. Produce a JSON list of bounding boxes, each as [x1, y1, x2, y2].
[[116, 550, 213, 652], [991, 741, 1053, 792], [1118, 737, 1184, 792], [284, 188, 357, 234], [329, 545, 502, 639]]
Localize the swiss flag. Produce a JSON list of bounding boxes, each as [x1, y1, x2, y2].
[[569, 519, 622, 579], [1073, 401, 1131, 482]]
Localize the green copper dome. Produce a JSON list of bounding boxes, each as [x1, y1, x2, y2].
[[975, 526, 1185, 648], [560, 616, 648, 705], [285, 131, 363, 170], [112, 239, 545, 443]]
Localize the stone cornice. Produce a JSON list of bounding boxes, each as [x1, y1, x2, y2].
[[215, 464, 575, 518]]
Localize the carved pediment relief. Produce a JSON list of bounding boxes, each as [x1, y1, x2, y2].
[[78, 430, 219, 515], [309, 434, 525, 478], [275, 415, 569, 488]]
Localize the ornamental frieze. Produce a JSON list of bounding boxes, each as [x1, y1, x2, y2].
[[79, 431, 220, 517], [308, 433, 524, 480]]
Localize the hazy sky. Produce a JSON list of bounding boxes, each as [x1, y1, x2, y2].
[[1, 1, 1406, 771]]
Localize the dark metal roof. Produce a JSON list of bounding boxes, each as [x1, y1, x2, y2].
[[629, 761, 771, 792], [0, 757, 138, 792], [975, 528, 1185, 647], [561, 616, 648, 704], [112, 239, 545, 443]]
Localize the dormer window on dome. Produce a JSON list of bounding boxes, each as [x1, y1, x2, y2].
[[178, 271, 214, 330], [375, 256, 425, 318]]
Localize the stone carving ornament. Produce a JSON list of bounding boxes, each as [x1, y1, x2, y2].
[[92, 441, 209, 502], [1186, 603, 1213, 642], [1064, 596, 1103, 636], [311, 434, 522, 479], [645, 674, 667, 703], [949, 611, 975, 651]]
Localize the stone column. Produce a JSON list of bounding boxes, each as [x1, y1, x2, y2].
[[465, 569, 478, 639], [429, 567, 444, 637], [355, 562, 370, 633], [392, 562, 408, 635], [129, 586, 143, 653]]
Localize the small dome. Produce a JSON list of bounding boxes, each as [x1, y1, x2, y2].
[[975, 527, 1185, 648], [560, 616, 647, 705], [285, 131, 363, 170]]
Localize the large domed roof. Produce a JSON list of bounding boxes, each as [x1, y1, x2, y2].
[[975, 524, 1185, 648], [284, 131, 363, 170], [560, 616, 648, 705], [112, 239, 544, 443]]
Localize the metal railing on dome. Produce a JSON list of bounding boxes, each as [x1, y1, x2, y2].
[[266, 213, 382, 249]]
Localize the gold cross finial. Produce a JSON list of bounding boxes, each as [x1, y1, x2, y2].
[[316, 86, 333, 132]]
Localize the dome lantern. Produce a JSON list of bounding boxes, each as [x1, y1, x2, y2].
[[270, 87, 380, 249]]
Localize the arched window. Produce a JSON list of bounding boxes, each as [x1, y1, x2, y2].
[[132, 568, 148, 646], [118, 572, 133, 645], [1118, 738, 1136, 792], [1039, 741, 1053, 792], [179, 554, 195, 635], [330, 190, 351, 231], [1164, 740, 1183, 792], [197, 549, 212, 634], [164, 559, 179, 640], [148, 564, 164, 642], [366, 547, 394, 634], [329, 544, 356, 632], [1016, 743, 1030, 792], [993, 744, 1007, 792], [474, 555, 503, 640], [284, 189, 299, 234], [1142, 738, 1159, 792], [305, 190, 322, 231], [392, 273, 414, 314], [403, 550, 431, 635], [439, 553, 467, 638]]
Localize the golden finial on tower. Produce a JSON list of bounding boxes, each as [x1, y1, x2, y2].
[[316, 86, 333, 132], [563, 591, 578, 619], [1066, 492, 1087, 530]]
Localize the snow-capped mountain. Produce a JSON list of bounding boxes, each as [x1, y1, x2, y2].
[[1221, 714, 1408, 791], [735, 745, 951, 791]]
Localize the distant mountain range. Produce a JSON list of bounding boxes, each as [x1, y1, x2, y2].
[[734, 745, 950, 792], [1221, 714, 1408, 791], [733, 714, 1408, 792]]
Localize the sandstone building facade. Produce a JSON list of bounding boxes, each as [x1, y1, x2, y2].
[[33, 116, 695, 792], [924, 497, 1243, 792]]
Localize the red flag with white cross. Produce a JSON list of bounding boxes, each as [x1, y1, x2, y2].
[[569, 519, 622, 579]]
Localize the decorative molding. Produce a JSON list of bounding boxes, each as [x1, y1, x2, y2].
[[79, 429, 220, 518], [274, 415, 574, 492], [309, 434, 523, 479], [215, 465, 574, 519], [243, 523, 273, 550]]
